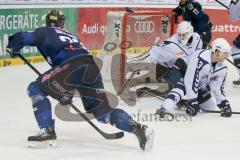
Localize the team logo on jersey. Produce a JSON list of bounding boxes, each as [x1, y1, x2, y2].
[[176, 51, 184, 57], [41, 63, 70, 83]]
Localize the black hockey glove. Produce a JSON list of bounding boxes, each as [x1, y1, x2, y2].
[[59, 92, 73, 106], [186, 99, 200, 116], [6, 47, 20, 58], [217, 100, 232, 117]]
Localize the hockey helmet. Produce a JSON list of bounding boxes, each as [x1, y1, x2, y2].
[[176, 21, 193, 46], [46, 10, 65, 27], [211, 38, 231, 58], [180, 0, 188, 5]]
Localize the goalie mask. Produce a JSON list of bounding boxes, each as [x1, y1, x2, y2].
[[46, 10, 65, 28], [177, 21, 193, 46], [211, 38, 231, 59]]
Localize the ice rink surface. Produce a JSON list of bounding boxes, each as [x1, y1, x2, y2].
[[0, 62, 239, 160]]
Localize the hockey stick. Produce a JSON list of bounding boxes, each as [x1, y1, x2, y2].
[[17, 54, 124, 140], [215, 0, 229, 9], [201, 109, 240, 115], [136, 86, 167, 100], [226, 58, 237, 67]]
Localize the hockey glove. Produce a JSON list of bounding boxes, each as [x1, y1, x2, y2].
[[217, 100, 232, 117], [6, 47, 20, 58], [186, 99, 200, 116], [177, 99, 188, 109], [59, 92, 73, 106]]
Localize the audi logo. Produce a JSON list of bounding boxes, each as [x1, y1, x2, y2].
[[134, 21, 155, 33]]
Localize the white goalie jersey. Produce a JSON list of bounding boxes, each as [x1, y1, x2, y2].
[[149, 33, 203, 67], [229, 0, 240, 21], [184, 49, 228, 104]]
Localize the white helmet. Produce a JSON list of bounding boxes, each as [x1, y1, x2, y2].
[[211, 38, 231, 58], [176, 21, 194, 46]]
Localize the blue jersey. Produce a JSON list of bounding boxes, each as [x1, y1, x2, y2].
[[7, 27, 89, 66], [173, 0, 212, 32]]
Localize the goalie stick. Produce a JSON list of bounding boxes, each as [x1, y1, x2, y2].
[[136, 86, 174, 119], [17, 53, 124, 140]]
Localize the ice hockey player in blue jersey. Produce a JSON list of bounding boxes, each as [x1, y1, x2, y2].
[[172, 0, 212, 49], [6, 10, 154, 151]]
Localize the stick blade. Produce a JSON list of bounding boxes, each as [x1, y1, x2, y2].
[[102, 131, 124, 140]]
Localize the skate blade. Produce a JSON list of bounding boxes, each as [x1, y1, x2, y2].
[[28, 140, 57, 149], [144, 128, 154, 151]]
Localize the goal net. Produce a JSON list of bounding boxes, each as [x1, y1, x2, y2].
[[98, 11, 175, 98]]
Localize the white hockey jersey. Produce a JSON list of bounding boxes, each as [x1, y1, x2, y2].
[[184, 49, 227, 104], [149, 33, 203, 67], [229, 0, 240, 21]]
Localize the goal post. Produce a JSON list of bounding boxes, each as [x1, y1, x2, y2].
[[98, 10, 175, 94]]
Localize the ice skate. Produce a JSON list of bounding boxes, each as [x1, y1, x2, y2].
[[28, 125, 57, 148], [155, 107, 174, 120], [131, 121, 154, 151]]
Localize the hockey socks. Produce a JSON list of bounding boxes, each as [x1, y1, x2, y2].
[[33, 98, 53, 129], [97, 108, 133, 132]]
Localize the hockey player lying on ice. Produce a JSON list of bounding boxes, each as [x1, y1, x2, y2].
[[149, 22, 232, 118]]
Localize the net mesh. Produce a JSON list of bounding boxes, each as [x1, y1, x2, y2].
[[98, 11, 175, 94]]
